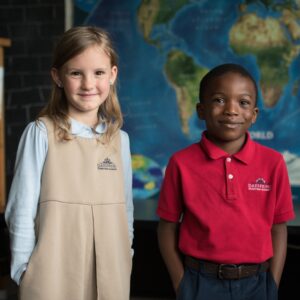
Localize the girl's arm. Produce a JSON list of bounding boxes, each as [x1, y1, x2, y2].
[[120, 131, 134, 246], [270, 222, 288, 287], [5, 121, 48, 284], [157, 218, 184, 294]]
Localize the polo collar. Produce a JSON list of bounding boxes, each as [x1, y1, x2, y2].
[[200, 131, 255, 164]]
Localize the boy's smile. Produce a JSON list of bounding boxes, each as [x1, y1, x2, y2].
[[197, 71, 258, 154]]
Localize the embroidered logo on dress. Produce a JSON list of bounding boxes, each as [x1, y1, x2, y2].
[[97, 157, 117, 170], [248, 178, 271, 191]]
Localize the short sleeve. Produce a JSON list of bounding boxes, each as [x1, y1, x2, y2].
[[273, 156, 295, 224], [156, 156, 184, 222]]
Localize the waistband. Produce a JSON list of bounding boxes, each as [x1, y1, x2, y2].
[[185, 256, 269, 280]]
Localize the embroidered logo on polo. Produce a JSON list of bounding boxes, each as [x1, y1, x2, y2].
[[248, 178, 271, 191], [97, 157, 117, 170]]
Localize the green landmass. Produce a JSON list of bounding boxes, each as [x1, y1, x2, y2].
[[231, 44, 290, 85], [164, 50, 207, 135], [137, 0, 189, 44], [230, 12, 300, 107], [244, 0, 296, 11], [154, 0, 189, 24]]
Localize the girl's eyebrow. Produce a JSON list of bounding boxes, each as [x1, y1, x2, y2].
[[66, 67, 108, 71]]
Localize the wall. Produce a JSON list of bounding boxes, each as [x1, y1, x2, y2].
[[0, 0, 65, 288], [0, 0, 65, 191]]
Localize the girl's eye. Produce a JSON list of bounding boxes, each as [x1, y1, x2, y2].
[[95, 70, 105, 76], [70, 71, 81, 77]]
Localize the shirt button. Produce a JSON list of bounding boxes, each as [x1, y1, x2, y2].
[[228, 174, 234, 180], [226, 157, 231, 162]]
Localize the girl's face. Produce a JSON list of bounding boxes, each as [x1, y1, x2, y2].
[[197, 72, 258, 154], [51, 45, 117, 126]]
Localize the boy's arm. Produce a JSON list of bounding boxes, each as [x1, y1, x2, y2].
[[270, 222, 288, 287], [157, 219, 184, 294]]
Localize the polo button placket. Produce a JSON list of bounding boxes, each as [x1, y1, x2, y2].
[[225, 157, 236, 200]]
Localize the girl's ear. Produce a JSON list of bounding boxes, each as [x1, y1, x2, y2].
[[196, 102, 205, 120], [51, 68, 63, 88], [109, 65, 118, 85]]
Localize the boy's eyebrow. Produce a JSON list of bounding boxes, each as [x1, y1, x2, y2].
[[239, 93, 255, 98], [208, 92, 225, 96], [209, 92, 254, 98]]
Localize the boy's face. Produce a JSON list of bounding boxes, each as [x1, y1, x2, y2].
[[197, 72, 258, 152]]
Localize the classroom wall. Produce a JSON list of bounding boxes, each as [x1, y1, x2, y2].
[[0, 1, 65, 286], [0, 0, 65, 192]]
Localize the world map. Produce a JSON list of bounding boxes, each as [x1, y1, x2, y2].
[[75, 0, 300, 213]]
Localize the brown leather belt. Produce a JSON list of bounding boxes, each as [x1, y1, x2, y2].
[[185, 256, 269, 280]]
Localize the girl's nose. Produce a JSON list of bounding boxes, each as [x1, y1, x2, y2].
[[81, 75, 94, 90]]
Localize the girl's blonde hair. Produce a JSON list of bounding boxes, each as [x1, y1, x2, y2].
[[37, 26, 123, 143]]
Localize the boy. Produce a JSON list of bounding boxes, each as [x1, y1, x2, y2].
[[157, 63, 295, 300]]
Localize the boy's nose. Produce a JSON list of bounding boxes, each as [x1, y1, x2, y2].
[[224, 100, 238, 115]]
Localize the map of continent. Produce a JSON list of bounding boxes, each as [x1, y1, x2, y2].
[[230, 7, 300, 107]]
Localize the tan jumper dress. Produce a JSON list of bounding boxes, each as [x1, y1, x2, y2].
[[19, 117, 132, 300]]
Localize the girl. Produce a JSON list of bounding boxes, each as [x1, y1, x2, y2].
[[5, 26, 133, 300]]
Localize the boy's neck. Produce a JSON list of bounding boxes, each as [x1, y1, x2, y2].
[[205, 133, 247, 155]]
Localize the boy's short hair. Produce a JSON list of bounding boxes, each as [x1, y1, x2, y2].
[[199, 63, 258, 105]]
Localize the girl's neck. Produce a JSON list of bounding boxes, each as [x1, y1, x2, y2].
[[68, 112, 98, 128]]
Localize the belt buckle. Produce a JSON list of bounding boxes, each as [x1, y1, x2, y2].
[[218, 264, 241, 279]]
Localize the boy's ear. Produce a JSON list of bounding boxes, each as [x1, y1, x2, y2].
[[196, 102, 205, 120], [251, 107, 259, 124]]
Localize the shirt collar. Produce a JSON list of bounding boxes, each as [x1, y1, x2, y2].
[[70, 118, 107, 135], [200, 131, 255, 164]]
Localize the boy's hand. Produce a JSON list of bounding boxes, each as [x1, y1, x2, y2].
[[174, 271, 185, 296], [157, 219, 184, 294], [270, 222, 288, 287]]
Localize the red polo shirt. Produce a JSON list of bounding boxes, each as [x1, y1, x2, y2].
[[157, 131, 295, 264]]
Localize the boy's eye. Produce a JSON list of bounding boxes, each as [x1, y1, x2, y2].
[[240, 99, 251, 106], [212, 97, 225, 104]]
